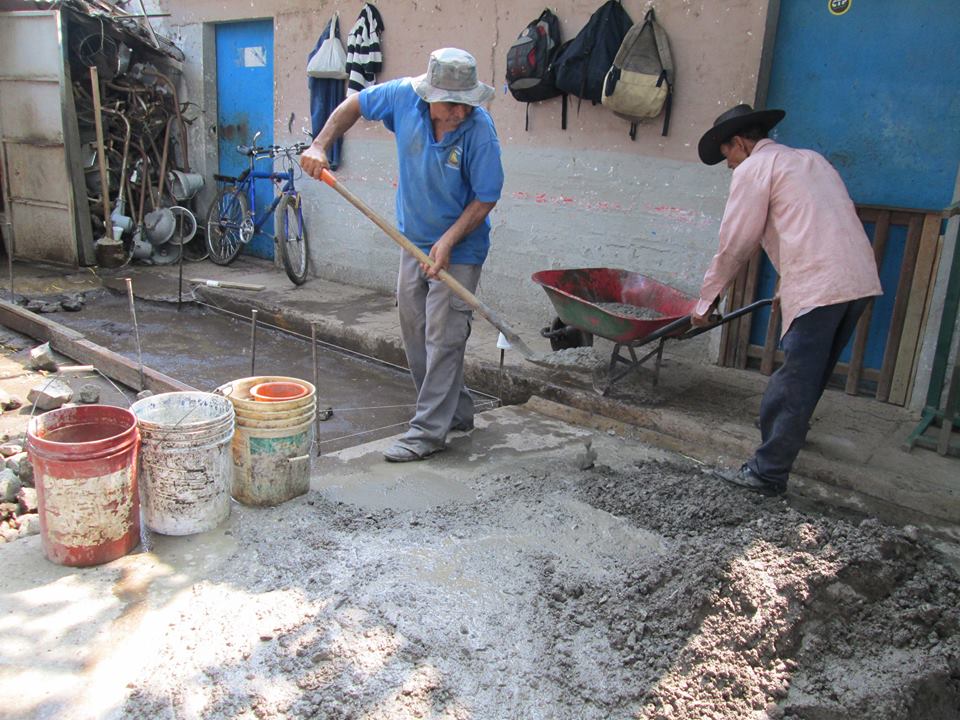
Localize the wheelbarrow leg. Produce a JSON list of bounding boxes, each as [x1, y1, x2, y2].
[[652, 339, 666, 387]]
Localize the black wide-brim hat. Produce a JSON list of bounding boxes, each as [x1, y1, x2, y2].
[[697, 104, 786, 165]]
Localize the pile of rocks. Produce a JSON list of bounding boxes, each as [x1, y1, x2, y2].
[[0, 439, 39, 543]]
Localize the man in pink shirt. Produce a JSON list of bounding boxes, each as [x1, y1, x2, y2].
[[692, 104, 882, 495]]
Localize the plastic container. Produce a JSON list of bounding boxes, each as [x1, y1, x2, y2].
[[130, 392, 235, 535], [217, 377, 316, 507], [249, 380, 310, 402], [27, 405, 141, 567]]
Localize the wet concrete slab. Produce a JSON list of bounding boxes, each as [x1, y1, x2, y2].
[[46, 288, 459, 454]]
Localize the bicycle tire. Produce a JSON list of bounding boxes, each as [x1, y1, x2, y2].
[[277, 192, 309, 285], [206, 186, 248, 265]]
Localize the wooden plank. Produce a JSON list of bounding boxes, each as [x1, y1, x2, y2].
[[0, 298, 193, 393], [734, 250, 762, 368], [905, 235, 944, 408], [846, 210, 891, 395], [888, 213, 942, 405], [877, 213, 924, 402], [726, 264, 749, 367]]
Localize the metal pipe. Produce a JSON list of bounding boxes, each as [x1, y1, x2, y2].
[[125, 278, 145, 391], [250, 309, 258, 376], [140, 69, 190, 171], [101, 108, 132, 218]]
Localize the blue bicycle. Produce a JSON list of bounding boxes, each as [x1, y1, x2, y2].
[[206, 132, 310, 284]]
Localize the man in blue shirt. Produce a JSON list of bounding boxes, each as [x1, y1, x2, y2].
[[301, 48, 504, 462]]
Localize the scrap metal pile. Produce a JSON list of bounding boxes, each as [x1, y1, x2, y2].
[[64, 0, 205, 266]]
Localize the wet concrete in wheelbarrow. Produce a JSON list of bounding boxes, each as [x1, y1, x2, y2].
[[47, 287, 457, 454]]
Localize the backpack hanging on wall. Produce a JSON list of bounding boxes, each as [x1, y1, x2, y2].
[[602, 8, 675, 139], [551, 0, 633, 111], [505, 8, 567, 131]]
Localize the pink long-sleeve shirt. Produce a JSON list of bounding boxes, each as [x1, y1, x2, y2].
[[696, 139, 882, 337]]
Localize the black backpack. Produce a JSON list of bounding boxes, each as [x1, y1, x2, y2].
[[552, 0, 633, 110], [505, 9, 566, 130]]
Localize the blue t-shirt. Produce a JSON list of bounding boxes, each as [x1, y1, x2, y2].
[[359, 78, 504, 265]]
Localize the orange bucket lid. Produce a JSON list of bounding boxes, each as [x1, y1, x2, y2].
[[249, 381, 310, 402]]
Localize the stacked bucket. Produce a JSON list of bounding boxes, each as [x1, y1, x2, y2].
[[25, 378, 313, 567], [216, 376, 316, 507]]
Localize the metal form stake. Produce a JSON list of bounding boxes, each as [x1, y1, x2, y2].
[[312, 321, 321, 456], [177, 217, 184, 311], [250, 309, 258, 376], [125, 278, 145, 390]]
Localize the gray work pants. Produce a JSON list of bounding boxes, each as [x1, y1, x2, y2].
[[395, 250, 481, 454]]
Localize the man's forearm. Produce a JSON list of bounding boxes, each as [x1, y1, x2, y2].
[[442, 199, 497, 246], [312, 94, 362, 154]]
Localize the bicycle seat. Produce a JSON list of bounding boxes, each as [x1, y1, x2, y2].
[[213, 173, 237, 183]]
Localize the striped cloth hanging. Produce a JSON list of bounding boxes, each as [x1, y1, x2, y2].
[[345, 3, 385, 96]]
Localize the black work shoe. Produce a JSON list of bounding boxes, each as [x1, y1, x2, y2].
[[713, 465, 786, 496]]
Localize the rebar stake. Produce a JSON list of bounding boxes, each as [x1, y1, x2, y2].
[[177, 219, 184, 311], [250, 308, 258, 376], [125, 278, 145, 391], [312, 321, 321, 456]]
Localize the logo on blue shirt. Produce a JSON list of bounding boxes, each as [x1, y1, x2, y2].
[[445, 147, 462, 170]]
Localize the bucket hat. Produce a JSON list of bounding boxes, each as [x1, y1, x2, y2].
[[697, 104, 786, 165], [412, 48, 494, 106]]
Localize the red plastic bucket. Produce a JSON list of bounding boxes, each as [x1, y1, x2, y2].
[[27, 405, 141, 567], [249, 381, 310, 402]]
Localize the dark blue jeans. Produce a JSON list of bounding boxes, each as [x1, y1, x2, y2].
[[747, 298, 871, 485]]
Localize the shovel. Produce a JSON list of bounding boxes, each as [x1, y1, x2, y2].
[[319, 169, 538, 360]]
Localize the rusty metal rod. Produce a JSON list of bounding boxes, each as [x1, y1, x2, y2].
[[312, 321, 321, 456], [125, 278, 145, 391], [250, 309, 258, 376]]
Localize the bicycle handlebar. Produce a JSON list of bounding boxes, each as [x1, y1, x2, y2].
[[236, 141, 309, 158]]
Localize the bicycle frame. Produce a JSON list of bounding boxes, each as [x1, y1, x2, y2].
[[242, 163, 297, 237]]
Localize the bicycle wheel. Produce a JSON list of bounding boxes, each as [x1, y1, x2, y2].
[[277, 192, 309, 285], [206, 186, 248, 265]]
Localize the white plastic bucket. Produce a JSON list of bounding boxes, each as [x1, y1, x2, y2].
[[131, 392, 235, 535], [231, 416, 314, 507]]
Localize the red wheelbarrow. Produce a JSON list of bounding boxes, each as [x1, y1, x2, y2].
[[532, 268, 772, 394]]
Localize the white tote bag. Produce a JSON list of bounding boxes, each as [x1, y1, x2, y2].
[[307, 13, 348, 79]]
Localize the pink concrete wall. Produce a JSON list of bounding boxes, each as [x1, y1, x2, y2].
[[156, 0, 770, 162]]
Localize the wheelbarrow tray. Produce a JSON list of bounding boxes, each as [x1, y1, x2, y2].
[[531, 268, 696, 344]]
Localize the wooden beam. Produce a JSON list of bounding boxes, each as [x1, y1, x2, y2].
[[735, 250, 762, 368], [877, 214, 924, 402], [0, 299, 194, 394], [888, 213, 942, 405]]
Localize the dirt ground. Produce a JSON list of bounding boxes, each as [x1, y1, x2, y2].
[[98, 434, 959, 720]]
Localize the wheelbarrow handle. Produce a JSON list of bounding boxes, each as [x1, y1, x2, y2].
[[678, 298, 774, 340]]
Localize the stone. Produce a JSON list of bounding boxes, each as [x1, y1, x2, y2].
[[0, 522, 18, 542], [28, 378, 73, 410], [60, 293, 85, 312], [6, 452, 32, 482], [28, 342, 59, 372], [0, 387, 23, 411], [78, 384, 101, 404], [17, 487, 37, 514], [18, 513, 41, 537], [0, 469, 22, 503], [0, 443, 23, 457]]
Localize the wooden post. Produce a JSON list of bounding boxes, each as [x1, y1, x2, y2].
[[89, 67, 112, 236]]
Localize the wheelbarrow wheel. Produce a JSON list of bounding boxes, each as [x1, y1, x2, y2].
[[545, 317, 593, 352]]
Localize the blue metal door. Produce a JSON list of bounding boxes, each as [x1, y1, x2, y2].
[[216, 20, 274, 259], [750, 0, 960, 370]]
